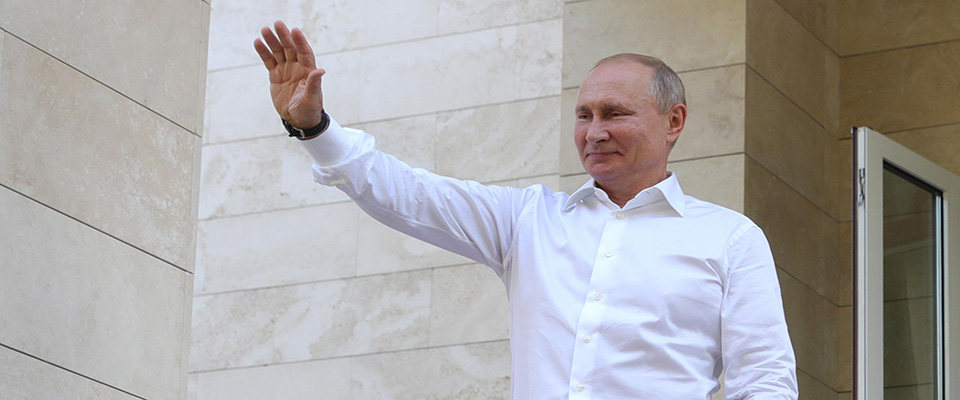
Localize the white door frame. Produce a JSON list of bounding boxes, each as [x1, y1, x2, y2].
[[855, 126, 960, 400]]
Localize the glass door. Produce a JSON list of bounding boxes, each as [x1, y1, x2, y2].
[[856, 127, 960, 400]]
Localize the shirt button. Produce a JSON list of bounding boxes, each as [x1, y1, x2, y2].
[[604, 251, 613, 258], [616, 212, 624, 219], [577, 384, 585, 392], [594, 293, 603, 302], [584, 335, 592, 343]]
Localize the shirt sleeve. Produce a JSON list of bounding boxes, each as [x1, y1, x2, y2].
[[297, 116, 528, 277], [720, 225, 799, 400]]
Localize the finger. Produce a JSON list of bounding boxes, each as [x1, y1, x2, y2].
[[253, 38, 278, 70], [290, 27, 316, 69], [303, 68, 326, 103], [274, 20, 298, 63], [260, 25, 285, 63]]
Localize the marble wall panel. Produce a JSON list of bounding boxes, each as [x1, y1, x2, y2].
[[356, 211, 473, 276], [191, 358, 352, 400], [439, 0, 563, 34], [559, 87, 583, 176], [197, 135, 349, 220], [745, 158, 849, 306], [0, 0, 208, 131], [0, 33, 199, 268], [0, 348, 138, 400], [670, 65, 746, 163], [886, 124, 960, 177], [0, 189, 191, 400], [195, 202, 360, 295], [840, 41, 960, 135], [560, 66, 747, 177], [745, 69, 848, 221], [436, 96, 561, 182], [191, 271, 431, 371], [430, 264, 510, 346], [205, 20, 561, 143], [778, 268, 850, 392], [202, 65, 281, 144], [562, 0, 746, 87], [669, 154, 745, 213], [773, 0, 838, 53], [797, 369, 845, 400], [206, 0, 561, 71], [350, 341, 511, 399], [347, 20, 562, 124], [354, 115, 440, 171], [838, 0, 960, 56], [747, 0, 839, 130]]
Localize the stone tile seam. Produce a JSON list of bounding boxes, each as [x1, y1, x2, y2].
[[798, 365, 851, 395], [193, 260, 483, 298], [561, 62, 748, 91], [883, 121, 960, 136], [744, 64, 830, 133], [776, 263, 850, 309], [0, 342, 148, 400], [201, 93, 564, 147], [0, 182, 195, 276], [188, 338, 510, 375], [745, 151, 847, 225], [839, 37, 960, 59], [208, 16, 564, 75], [763, 0, 841, 58], [0, 27, 202, 139], [197, 171, 562, 223]]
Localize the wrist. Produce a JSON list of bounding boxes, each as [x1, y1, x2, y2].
[[283, 110, 330, 140]]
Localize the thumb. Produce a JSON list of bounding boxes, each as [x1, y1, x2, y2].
[[304, 68, 325, 105]]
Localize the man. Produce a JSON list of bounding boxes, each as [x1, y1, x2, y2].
[[254, 20, 797, 399]]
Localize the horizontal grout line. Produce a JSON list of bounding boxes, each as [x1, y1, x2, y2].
[[0, 183, 194, 276], [0, 343, 149, 400], [0, 27, 201, 139], [839, 37, 960, 59], [202, 93, 562, 147], [198, 173, 561, 223], [562, 62, 748, 91], [884, 121, 960, 135], [766, 0, 841, 59], [189, 339, 510, 375], [208, 16, 563, 74], [745, 64, 827, 132], [745, 153, 845, 224], [193, 260, 484, 298]]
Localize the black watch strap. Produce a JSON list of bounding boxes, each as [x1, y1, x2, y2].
[[283, 110, 330, 139]]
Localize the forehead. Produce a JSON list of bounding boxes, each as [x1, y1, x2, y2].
[[577, 62, 654, 105]]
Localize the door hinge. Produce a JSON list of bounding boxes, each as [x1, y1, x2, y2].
[[857, 168, 866, 206]]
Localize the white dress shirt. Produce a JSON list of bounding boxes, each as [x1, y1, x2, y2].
[[299, 117, 798, 400]]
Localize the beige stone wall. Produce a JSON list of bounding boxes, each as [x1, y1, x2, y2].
[[189, 1, 561, 398], [0, 1, 210, 399], [745, 0, 960, 399]]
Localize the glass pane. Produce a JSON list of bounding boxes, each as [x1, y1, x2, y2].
[[882, 164, 940, 399]]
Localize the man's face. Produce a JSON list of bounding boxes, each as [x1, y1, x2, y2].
[[574, 62, 681, 192]]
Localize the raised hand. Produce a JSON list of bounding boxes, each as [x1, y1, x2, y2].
[[254, 21, 325, 129]]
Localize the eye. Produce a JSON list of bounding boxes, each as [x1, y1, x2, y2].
[[577, 113, 590, 120]]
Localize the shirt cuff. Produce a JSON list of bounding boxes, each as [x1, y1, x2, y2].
[[296, 115, 356, 166]]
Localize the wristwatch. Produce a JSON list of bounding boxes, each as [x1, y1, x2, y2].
[[283, 110, 330, 140]]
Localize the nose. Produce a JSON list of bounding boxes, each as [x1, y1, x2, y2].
[[584, 120, 609, 144]]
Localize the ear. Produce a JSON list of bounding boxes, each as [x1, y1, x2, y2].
[[665, 103, 686, 144]]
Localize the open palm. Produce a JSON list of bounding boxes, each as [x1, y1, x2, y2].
[[254, 21, 325, 129]]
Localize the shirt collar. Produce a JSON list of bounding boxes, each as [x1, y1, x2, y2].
[[562, 172, 687, 216]]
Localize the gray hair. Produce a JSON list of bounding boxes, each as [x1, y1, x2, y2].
[[592, 53, 686, 114]]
